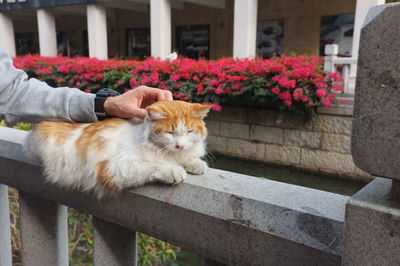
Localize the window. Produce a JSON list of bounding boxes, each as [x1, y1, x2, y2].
[[176, 25, 209, 59], [126, 28, 150, 59], [15, 32, 38, 55], [256, 19, 284, 58], [320, 14, 355, 56]]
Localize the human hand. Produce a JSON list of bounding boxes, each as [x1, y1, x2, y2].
[[104, 86, 173, 119]]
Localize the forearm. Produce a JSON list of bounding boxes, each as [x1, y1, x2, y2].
[[0, 47, 98, 123]]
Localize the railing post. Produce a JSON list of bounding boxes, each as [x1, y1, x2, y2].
[[342, 64, 350, 94], [93, 216, 137, 266], [19, 191, 68, 266], [323, 44, 338, 73], [0, 185, 12, 266]]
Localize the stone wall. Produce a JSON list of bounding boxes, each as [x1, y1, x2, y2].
[[206, 105, 371, 181]]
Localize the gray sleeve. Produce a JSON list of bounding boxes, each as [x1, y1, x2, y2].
[[0, 47, 98, 123]]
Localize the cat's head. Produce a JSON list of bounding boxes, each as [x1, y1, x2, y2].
[[146, 100, 211, 152]]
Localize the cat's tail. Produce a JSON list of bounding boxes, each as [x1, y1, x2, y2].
[[23, 129, 42, 160]]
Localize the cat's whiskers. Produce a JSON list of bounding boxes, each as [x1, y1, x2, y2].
[[204, 148, 217, 165]]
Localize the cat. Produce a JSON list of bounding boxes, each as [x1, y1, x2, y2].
[[25, 100, 211, 198]]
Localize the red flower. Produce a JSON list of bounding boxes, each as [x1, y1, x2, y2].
[[316, 88, 327, 97], [271, 87, 280, 94]]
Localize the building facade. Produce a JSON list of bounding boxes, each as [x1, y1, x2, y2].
[[0, 0, 394, 60]]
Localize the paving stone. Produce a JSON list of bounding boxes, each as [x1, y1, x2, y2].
[[264, 144, 301, 165], [220, 122, 249, 140], [322, 134, 351, 154], [250, 125, 283, 144], [313, 115, 352, 135], [284, 130, 322, 149]]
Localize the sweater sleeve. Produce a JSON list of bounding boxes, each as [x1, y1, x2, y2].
[[0, 47, 98, 123]]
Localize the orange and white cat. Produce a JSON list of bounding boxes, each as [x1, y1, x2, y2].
[[25, 100, 211, 198]]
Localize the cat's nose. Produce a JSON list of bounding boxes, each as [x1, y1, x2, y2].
[[175, 145, 185, 150]]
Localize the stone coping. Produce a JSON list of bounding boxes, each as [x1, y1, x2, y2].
[[0, 126, 348, 264]]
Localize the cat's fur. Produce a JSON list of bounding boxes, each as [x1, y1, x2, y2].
[[25, 100, 211, 198]]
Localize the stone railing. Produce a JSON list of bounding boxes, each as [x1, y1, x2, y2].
[[0, 126, 347, 265], [323, 44, 357, 95]]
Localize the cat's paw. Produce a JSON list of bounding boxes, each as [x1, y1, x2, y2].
[[184, 159, 208, 175], [159, 166, 187, 185]]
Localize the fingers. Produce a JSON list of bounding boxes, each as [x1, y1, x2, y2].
[[130, 108, 148, 120], [136, 86, 173, 101], [158, 90, 173, 101]]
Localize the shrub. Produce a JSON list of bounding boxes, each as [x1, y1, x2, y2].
[[13, 54, 344, 122]]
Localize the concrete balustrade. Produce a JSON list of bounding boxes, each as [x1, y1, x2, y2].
[[0, 126, 347, 265], [19, 191, 69, 266], [93, 217, 137, 266]]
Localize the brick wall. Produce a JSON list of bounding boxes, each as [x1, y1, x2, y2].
[[206, 106, 371, 181]]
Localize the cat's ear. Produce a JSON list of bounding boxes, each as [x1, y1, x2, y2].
[[192, 104, 212, 118], [146, 106, 166, 120]]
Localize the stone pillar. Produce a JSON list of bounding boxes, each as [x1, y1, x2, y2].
[[0, 12, 16, 57], [233, 0, 258, 58], [150, 0, 171, 58], [87, 4, 108, 59], [342, 178, 400, 265], [348, 3, 400, 265], [19, 192, 68, 266], [93, 217, 137, 266], [37, 9, 58, 57], [0, 185, 12, 266]]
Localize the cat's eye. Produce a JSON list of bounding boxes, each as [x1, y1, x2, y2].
[[188, 130, 194, 133], [167, 131, 174, 135]]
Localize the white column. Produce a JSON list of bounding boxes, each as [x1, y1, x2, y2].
[[150, 0, 171, 58], [233, 0, 258, 58], [87, 4, 108, 59], [351, 0, 385, 58], [0, 12, 16, 57], [37, 9, 58, 57]]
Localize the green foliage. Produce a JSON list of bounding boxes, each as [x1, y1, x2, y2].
[[138, 233, 180, 266]]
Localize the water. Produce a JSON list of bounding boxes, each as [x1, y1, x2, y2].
[[170, 154, 367, 265]]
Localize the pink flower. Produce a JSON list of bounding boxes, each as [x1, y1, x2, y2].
[[340, 99, 347, 104], [278, 77, 296, 88], [316, 88, 327, 97], [315, 82, 325, 88], [212, 104, 222, 111], [271, 87, 280, 94], [278, 91, 291, 101], [322, 98, 333, 107], [214, 86, 224, 95]]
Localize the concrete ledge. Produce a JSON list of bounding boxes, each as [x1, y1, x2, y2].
[[0, 127, 348, 265], [343, 178, 400, 265]]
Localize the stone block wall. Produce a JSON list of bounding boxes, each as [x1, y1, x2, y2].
[[206, 106, 371, 181]]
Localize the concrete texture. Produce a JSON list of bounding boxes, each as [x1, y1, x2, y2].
[[0, 185, 12, 266], [0, 126, 347, 265], [19, 191, 68, 266], [342, 178, 400, 265], [93, 217, 137, 266], [352, 3, 400, 181]]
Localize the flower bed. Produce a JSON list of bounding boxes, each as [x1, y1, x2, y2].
[[13, 54, 344, 121]]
